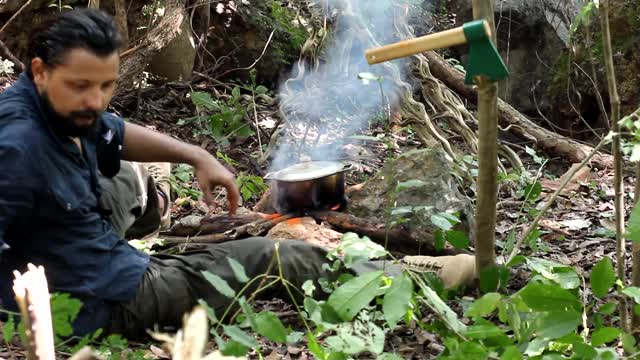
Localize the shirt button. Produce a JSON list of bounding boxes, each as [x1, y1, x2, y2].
[[66, 203, 72, 210]]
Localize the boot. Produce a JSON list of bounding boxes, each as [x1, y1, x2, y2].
[[143, 162, 172, 231], [401, 254, 477, 289]]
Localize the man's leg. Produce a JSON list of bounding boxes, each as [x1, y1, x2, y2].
[[106, 237, 338, 340], [98, 161, 170, 239]]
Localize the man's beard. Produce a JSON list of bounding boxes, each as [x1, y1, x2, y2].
[[39, 91, 101, 138]]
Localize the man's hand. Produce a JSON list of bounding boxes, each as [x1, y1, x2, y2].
[[192, 155, 241, 215], [121, 122, 241, 215]]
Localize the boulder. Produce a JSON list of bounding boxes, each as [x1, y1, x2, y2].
[[348, 148, 474, 246], [444, 0, 580, 116]]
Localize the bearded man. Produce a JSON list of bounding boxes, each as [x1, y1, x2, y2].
[[0, 8, 475, 339]]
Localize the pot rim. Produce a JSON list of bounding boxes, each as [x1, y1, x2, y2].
[[264, 161, 353, 182]]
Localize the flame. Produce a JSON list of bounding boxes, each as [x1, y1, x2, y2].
[[286, 218, 303, 225], [262, 213, 282, 220]]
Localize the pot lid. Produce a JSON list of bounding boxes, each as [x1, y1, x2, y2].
[[266, 161, 349, 182]]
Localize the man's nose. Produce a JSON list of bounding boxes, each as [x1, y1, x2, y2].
[[83, 89, 103, 110]]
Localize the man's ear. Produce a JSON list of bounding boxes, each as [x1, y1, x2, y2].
[[30, 57, 48, 89]]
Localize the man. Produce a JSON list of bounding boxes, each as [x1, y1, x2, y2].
[[0, 8, 475, 340]]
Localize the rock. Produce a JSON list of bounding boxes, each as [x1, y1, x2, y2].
[[444, 0, 580, 116], [348, 148, 474, 245]]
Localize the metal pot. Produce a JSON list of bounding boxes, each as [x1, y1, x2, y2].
[[264, 161, 353, 213]]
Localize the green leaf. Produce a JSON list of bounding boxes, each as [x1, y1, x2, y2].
[[591, 327, 620, 346], [331, 233, 387, 269], [396, 179, 429, 191], [464, 324, 505, 339], [447, 230, 469, 249], [626, 202, 640, 242], [232, 86, 241, 98], [434, 230, 446, 251], [50, 293, 83, 337], [202, 271, 236, 298], [523, 181, 542, 202], [218, 338, 249, 357], [464, 293, 502, 319], [573, 342, 598, 359], [480, 264, 510, 293], [327, 271, 384, 321], [3, 316, 14, 344], [308, 333, 328, 359], [526, 258, 580, 289], [500, 346, 522, 360], [622, 287, 640, 303], [598, 302, 616, 315], [591, 257, 616, 297], [383, 273, 413, 328], [536, 311, 582, 339], [302, 280, 316, 297], [378, 354, 404, 360], [431, 213, 454, 231], [227, 257, 249, 283], [253, 311, 287, 343], [518, 283, 581, 312], [197, 299, 218, 324], [223, 325, 259, 348], [255, 85, 269, 95], [621, 332, 637, 354], [190, 91, 217, 110]]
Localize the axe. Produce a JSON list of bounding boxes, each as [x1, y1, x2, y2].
[[365, 20, 509, 85]]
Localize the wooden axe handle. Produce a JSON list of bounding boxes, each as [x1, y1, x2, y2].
[[365, 20, 492, 65]]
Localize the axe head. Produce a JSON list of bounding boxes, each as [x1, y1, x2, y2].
[[462, 20, 510, 85]]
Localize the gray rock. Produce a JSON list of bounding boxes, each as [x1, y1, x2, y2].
[[445, 0, 580, 115], [348, 148, 474, 245]]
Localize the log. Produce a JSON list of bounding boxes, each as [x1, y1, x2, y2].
[[161, 214, 294, 245], [308, 210, 466, 256], [165, 213, 266, 236], [422, 51, 614, 169]]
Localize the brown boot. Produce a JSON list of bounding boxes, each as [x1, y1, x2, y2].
[[142, 162, 172, 231], [401, 254, 478, 289]]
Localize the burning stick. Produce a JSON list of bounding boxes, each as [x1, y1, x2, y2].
[[13, 264, 56, 360]]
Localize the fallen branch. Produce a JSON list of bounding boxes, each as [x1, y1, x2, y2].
[[161, 213, 294, 245], [308, 210, 466, 256], [423, 51, 614, 169]]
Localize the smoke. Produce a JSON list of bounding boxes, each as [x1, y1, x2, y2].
[[269, 0, 411, 172]]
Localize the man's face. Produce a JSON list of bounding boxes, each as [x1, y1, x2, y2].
[[31, 48, 119, 137]]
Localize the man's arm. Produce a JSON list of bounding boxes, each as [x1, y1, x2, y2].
[[121, 121, 241, 214]]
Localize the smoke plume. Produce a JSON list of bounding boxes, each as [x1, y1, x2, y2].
[[269, 0, 411, 172]]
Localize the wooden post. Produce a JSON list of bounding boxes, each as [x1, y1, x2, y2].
[[472, 0, 499, 274], [600, 0, 628, 333]]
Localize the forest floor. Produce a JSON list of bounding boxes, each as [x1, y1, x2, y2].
[[0, 72, 632, 359]]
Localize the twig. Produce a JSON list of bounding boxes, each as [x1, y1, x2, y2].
[[0, 0, 34, 35], [214, 30, 275, 79], [506, 135, 610, 264]]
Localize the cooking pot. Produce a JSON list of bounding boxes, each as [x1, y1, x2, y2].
[[264, 161, 353, 213]]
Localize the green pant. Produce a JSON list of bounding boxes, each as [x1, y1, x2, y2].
[[98, 162, 397, 340]]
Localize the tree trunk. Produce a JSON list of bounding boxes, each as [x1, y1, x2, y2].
[[472, 0, 498, 273], [600, 0, 628, 332], [114, 0, 129, 49]]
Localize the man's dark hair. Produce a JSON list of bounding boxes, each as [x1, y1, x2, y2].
[[26, 8, 122, 76]]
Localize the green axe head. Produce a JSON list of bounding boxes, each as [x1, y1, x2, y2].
[[462, 20, 510, 85]]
